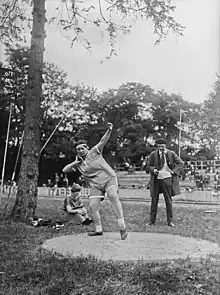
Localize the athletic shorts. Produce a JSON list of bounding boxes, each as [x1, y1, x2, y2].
[[89, 177, 118, 199]]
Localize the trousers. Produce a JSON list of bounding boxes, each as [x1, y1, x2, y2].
[[150, 177, 173, 223]]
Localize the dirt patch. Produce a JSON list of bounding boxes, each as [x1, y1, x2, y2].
[[42, 232, 220, 261]]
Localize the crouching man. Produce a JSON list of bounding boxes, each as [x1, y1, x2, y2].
[[63, 183, 92, 225]]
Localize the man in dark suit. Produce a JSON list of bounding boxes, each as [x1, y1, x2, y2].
[[146, 138, 184, 227]]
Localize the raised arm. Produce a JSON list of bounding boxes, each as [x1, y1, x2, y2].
[[96, 123, 113, 153]]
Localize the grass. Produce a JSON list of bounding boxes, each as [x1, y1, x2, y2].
[[0, 196, 220, 295]]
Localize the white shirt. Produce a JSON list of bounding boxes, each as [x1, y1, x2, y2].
[[157, 150, 172, 179]]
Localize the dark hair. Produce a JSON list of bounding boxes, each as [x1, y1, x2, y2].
[[155, 138, 167, 145], [71, 183, 81, 192]]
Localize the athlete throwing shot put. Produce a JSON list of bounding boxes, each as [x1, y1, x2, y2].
[[62, 123, 128, 240]]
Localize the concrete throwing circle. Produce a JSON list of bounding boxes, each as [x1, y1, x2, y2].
[[42, 232, 220, 261]]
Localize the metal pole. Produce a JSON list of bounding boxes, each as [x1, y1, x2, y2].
[[40, 115, 65, 154], [0, 103, 13, 203], [2, 131, 24, 217], [11, 131, 24, 181], [178, 108, 182, 157]]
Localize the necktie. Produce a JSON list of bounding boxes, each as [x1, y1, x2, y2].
[[160, 152, 165, 168]]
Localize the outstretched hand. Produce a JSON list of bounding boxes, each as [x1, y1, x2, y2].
[[107, 122, 113, 130]]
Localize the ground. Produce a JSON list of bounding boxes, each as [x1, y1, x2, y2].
[[1, 194, 220, 294], [42, 231, 220, 262]]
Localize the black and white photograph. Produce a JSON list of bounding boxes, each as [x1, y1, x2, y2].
[[0, 1, 220, 294]]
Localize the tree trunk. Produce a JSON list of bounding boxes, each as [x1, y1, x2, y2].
[[11, 0, 46, 223]]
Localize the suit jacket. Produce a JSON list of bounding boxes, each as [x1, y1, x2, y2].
[[146, 149, 184, 196]]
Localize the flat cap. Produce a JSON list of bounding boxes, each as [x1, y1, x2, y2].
[[71, 183, 81, 192], [155, 138, 167, 145]]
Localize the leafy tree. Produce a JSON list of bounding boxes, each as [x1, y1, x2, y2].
[[0, 46, 101, 184], [75, 85, 155, 163], [1, 46, 29, 141], [73, 82, 202, 162], [0, 0, 184, 222], [195, 76, 220, 156], [48, 0, 184, 57], [0, 46, 72, 181], [0, 56, 25, 184], [0, 0, 31, 42], [177, 105, 202, 160]]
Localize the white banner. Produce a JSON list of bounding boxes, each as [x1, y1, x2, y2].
[[47, 187, 90, 198], [2, 186, 90, 198]]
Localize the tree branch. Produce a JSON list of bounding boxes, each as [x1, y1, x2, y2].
[[98, 0, 108, 24]]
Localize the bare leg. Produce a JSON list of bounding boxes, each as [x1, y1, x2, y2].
[[107, 186, 124, 222], [89, 197, 102, 232], [107, 186, 128, 239]]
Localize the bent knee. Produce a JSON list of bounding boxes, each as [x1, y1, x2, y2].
[[108, 192, 120, 203]]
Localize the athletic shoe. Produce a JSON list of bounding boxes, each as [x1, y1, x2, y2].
[[120, 229, 128, 240], [87, 231, 103, 236], [168, 222, 175, 227]]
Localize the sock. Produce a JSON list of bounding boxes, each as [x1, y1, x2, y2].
[[95, 225, 102, 232], [118, 218, 125, 229]]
